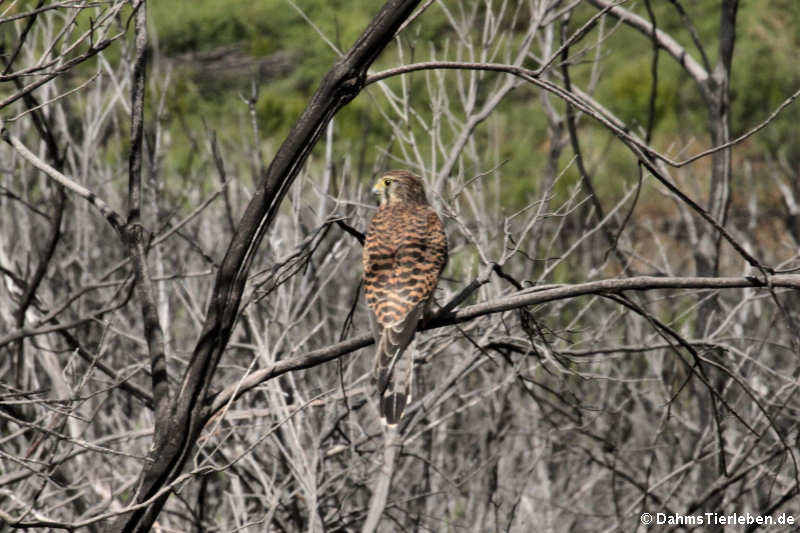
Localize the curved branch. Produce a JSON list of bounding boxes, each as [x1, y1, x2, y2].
[[367, 61, 800, 171], [365, 60, 775, 273], [206, 274, 800, 417], [434, 274, 799, 325]]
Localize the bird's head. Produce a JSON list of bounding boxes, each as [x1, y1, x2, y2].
[[372, 170, 428, 206]]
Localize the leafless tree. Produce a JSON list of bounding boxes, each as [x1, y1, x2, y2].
[[1, 0, 799, 531]]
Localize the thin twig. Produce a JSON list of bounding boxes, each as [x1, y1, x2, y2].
[[0, 119, 125, 233]]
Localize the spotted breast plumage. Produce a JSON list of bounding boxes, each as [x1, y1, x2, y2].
[[363, 170, 447, 425]]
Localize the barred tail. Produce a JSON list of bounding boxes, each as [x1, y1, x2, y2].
[[372, 314, 418, 425]]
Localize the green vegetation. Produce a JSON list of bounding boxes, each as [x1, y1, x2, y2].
[[143, 1, 797, 201]]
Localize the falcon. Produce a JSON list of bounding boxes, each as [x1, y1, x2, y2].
[[363, 170, 447, 425]]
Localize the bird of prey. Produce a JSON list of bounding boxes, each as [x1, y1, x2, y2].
[[363, 170, 447, 424]]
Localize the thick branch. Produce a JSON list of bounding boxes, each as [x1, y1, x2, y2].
[[206, 274, 800, 416], [109, 2, 423, 531], [123, 0, 169, 428], [127, 0, 147, 226], [439, 275, 799, 324]]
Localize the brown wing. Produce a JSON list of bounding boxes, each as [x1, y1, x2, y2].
[[363, 203, 447, 424], [363, 204, 447, 326]]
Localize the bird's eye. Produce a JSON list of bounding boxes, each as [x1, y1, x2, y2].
[[383, 178, 391, 187]]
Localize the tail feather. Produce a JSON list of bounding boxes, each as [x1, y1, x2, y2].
[[381, 392, 408, 425], [370, 309, 419, 424]]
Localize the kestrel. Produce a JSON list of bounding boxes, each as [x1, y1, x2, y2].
[[363, 170, 447, 425]]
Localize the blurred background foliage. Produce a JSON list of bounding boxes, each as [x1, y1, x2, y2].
[[2, 0, 796, 288], [136, 1, 798, 210], [9, 0, 797, 240], [4, 0, 800, 208]]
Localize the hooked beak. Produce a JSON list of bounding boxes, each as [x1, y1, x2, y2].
[[372, 180, 387, 196]]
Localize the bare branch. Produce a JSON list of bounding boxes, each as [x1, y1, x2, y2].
[[0, 120, 125, 232], [365, 60, 772, 272], [584, 0, 709, 87], [109, 2, 424, 531], [207, 273, 800, 416], [122, 0, 169, 425]]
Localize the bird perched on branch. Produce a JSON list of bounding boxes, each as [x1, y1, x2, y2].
[[363, 170, 447, 424]]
